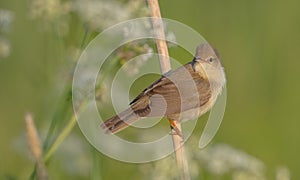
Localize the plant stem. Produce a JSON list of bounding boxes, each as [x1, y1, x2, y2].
[[91, 147, 102, 180], [43, 112, 77, 163], [147, 0, 171, 74], [147, 0, 190, 179]]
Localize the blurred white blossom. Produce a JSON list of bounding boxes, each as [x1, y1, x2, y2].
[[276, 166, 291, 180], [73, 0, 149, 31], [195, 143, 265, 178], [0, 9, 14, 33], [30, 0, 71, 21], [28, 0, 151, 38], [73, 0, 129, 31], [0, 37, 11, 59], [0, 9, 14, 59], [29, 0, 72, 35], [139, 137, 291, 180]]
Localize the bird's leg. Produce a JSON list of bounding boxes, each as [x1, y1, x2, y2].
[[168, 118, 183, 138]]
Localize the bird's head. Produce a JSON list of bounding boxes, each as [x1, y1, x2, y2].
[[193, 43, 226, 87]]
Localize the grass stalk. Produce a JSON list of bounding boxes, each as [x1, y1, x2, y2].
[[43, 112, 77, 163]]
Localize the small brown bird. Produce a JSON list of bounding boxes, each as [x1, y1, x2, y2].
[[100, 43, 226, 136]]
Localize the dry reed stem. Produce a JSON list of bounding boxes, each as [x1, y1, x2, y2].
[[147, 0, 190, 179]]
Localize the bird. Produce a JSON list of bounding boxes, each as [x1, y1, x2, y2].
[[100, 43, 226, 136]]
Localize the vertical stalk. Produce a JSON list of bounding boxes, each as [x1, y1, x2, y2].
[[147, 1, 190, 179]]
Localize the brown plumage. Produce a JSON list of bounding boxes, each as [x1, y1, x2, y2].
[[100, 43, 226, 134]]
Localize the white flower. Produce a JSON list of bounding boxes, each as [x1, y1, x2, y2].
[[73, 0, 130, 31], [0, 9, 14, 33], [30, 0, 71, 21], [195, 143, 265, 177], [73, 0, 149, 31], [29, 0, 71, 36], [0, 36, 11, 59], [276, 166, 291, 180]]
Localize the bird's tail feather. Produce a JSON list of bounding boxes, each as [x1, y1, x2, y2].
[[100, 108, 140, 134]]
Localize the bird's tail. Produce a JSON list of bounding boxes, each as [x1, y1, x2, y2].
[[100, 108, 140, 134]]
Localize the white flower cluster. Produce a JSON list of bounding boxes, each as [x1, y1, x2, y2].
[[29, 0, 149, 34], [139, 138, 291, 180], [195, 143, 265, 179], [30, 0, 71, 21], [73, 0, 149, 31], [0, 9, 14, 59], [29, 0, 72, 36]]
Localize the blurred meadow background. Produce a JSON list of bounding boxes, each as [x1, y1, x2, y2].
[[0, 0, 300, 179]]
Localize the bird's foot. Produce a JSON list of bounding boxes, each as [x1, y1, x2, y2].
[[168, 118, 183, 138]]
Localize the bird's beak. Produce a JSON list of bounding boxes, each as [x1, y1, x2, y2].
[[195, 58, 207, 64], [195, 56, 201, 60], [194, 56, 202, 61]]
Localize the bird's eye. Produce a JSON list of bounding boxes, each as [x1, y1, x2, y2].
[[208, 57, 213, 62]]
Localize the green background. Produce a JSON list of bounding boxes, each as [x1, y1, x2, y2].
[[0, 0, 299, 179]]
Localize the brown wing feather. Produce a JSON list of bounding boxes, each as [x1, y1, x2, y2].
[[129, 62, 211, 117]]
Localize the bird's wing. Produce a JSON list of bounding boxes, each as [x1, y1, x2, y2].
[[129, 63, 212, 117]]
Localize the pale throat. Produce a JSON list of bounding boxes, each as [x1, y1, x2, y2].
[[195, 62, 226, 96]]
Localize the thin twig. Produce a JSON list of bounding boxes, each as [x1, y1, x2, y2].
[[147, 0, 190, 179]]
